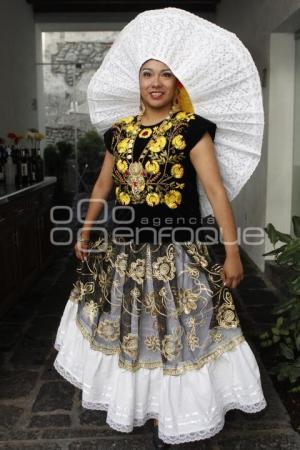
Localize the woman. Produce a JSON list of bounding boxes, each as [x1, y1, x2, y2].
[[54, 58, 267, 448]]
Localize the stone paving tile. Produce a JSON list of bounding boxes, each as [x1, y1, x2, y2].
[[0, 323, 26, 351], [25, 316, 61, 340], [41, 351, 63, 382], [32, 381, 75, 413], [29, 414, 71, 428], [0, 405, 24, 429], [9, 336, 53, 369], [0, 444, 64, 450], [0, 369, 39, 399]]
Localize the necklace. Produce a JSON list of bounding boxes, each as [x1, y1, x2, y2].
[[125, 107, 175, 199]]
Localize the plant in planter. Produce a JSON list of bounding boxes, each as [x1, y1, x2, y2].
[[44, 144, 60, 177], [77, 129, 104, 192], [260, 215, 300, 392]]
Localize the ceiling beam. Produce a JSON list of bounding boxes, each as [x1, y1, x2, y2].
[[26, 1, 220, 14]]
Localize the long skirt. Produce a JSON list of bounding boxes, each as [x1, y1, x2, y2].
[[53, 231, 267, 444]]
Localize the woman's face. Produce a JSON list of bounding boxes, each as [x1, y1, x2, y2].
[[139, 59, 178, 111]]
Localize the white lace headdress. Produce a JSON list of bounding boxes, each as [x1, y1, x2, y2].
[[87, 7, 264, 218]]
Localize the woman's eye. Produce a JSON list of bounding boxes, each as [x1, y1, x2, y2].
[[163, 73, 173, 77], [143, 72, 151, 77]]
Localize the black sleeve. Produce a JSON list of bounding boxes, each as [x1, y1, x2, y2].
[[103, 127, 114, 154], [186, 115, 217, 153]]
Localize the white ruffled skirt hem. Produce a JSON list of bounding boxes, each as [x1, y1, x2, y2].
[[53, 299, 267, 444]]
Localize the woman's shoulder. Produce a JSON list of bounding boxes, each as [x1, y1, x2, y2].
[[179, 111, 217, 147], [182, 111, 216, 128]]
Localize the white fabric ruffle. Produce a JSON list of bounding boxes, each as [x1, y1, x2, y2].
[[53, 298, 267, 444]]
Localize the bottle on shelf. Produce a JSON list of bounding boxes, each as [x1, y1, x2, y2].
[[4, 147, 16, 185], [20, 148, 29, 186], [0, 144, 7, 184], [36, 146, 44, 182], [28, 148, 38, 184], [15, 148, 22, 187]]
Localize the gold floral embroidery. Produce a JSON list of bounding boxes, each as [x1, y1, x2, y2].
[[72, 234, 244, 376], [116, 115, 135, 124], [152, 254, 176, 282], [117, 137, 130, 154], [143, 291, 156, 316], [118, 190, 131, 205], [161, 326, 183, 361], [217, 303, 240, 328], [76, 315, 245, 375], [127, 258, 146, 284], [172, 134, 186, 150], [177, 288, 199, 315], [210, 330, 224, 343], [122, 333, 139, 358], [139, 128, 152, 138], [110, 110, 196, 209], [145, 160, 160, 174], [164, 190, 182, 209], [70, 280, 94, 303], [97, 319, 120, 341], [187, 332, 201, 351], [83, 300, 99, 322], [116, 159, 128, 173], [144, 335, 160, 352], [171, 163, 184, 178], [114, 253, 128, 276], [148, 135, 167, 153], [146, 192, 160, 206]]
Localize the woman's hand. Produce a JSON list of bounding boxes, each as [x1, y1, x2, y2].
[[74, 240, 90, 262], [220, 252, 244, 289]]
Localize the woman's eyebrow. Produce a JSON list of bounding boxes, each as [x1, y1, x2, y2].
[[141, 67, 172, 72]]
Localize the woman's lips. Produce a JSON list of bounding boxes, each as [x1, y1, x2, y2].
[[149, 92, 164, 99]]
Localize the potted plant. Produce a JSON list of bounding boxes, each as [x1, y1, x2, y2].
[[259, 216, 300, 392]]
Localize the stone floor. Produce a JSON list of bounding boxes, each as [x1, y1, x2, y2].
[[0, 245, 300, 449]]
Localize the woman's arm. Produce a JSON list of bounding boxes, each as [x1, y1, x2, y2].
[[80, 150, 114, 241], [189, 132, 244, 288]]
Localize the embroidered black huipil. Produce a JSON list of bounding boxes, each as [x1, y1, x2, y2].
[[103, 111, 217, 243]]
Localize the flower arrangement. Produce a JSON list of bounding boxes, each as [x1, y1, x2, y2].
[[7, 132, 24, 146], [26, 128, 45, 150]]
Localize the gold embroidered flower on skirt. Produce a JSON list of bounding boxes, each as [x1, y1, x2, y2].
[[161, 326, 183, 361], [145, 335, 160, 352], [152, 254, 176, 281], [72, 232, 245, 375], [97, 319, 120, 341], [177, 288, 199, 315], [127, 258, 146, 284], [122, 333, 139, 358]]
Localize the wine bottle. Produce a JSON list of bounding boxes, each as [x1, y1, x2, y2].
[[21, 148, 29, 186], [36, 147, 44, 182], [28, 148, 37, 184], [15, 148, 22, 187]]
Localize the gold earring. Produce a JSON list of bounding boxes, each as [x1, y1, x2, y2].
[[139, 97, 146, 114], [172, 88, 181, 113]]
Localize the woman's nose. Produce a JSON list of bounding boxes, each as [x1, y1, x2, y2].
[[151, 75, 162, 86]]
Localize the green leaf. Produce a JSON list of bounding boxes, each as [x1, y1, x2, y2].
[[271, 327, 280, 336], [279, 342, 294, 360], [292, 216, 300, 238], [288, 385, 300, 393], [296, 334, 300, 352], [277, 317, 284, 327], [262, 245, 287, 257]]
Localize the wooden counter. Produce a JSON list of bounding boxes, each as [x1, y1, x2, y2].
[[0, 177, 57, 315]]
